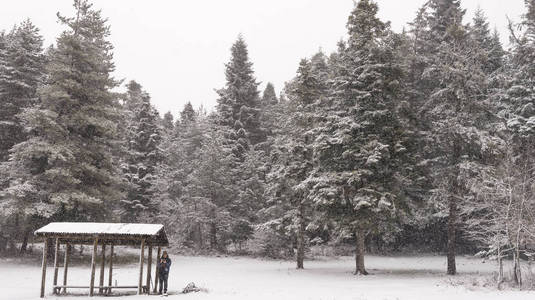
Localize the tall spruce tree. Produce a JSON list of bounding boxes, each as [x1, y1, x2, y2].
[[0, 20, 46, 252], [179, 101, 196, 128], [0, 20, 45, 162], [1, 0, 122, 228], [502, 0, 535, 153], [470, 8, 504, 75], [120, 81, 162, 222], [216, 36, 264, 147], [158, 103, 203, 248], [408, 0, 502, 275], [212, 36, 269, 250], [162, 111, 174, 132], [261, 82, 278, 106], [266, 56, 327, 268], [188, 121, 238, 250], [310, 0, 409, 275]]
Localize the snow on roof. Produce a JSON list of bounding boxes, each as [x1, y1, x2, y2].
[[35, 222, 164, 236]]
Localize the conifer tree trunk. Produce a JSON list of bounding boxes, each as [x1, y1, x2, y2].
[[20, 228, 30, 254], [209, 222, 217, 250], [354, 228, 368, 275], [0, 234, 6, 254], [8, 214, 20, 253], [196, 223, 203, 250], [447, 137, 460, 276], [193, 202, 203, 250], [296, 200, 305, 269], [513, 228, 522, 286], [7, 237, 16, 254], [447, 197, 457, 275], [497, 242, 504, 288]]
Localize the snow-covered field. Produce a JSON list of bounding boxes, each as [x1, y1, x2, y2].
[[1, 254, 533, 300]]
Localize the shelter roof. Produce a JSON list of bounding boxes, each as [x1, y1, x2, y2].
[[35, 222, 169, 246]]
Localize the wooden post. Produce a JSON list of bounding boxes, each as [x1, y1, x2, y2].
[[138, 239, 145, 295], [40, 238, 48, 298], [52, 238, 60, 294], [153, 246, 161, 293], [107, 243, 114, 294], [146, 246, 152, 294], [62, 243, 69, 294], [98, 243, 106, 294], [89, 238, 98, 297]]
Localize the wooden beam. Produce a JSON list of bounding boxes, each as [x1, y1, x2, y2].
[[98, 244, 106, 294], [138, 239, 145, 295], [153, 246, 161, 293], [62, 243, 69, 294], [89, 238, 98, 297], [35, 233, 168, 247], [53, 285, 139, 289], [40, 239, 48, 298], [146, 246, 152, 294], [52, 238, 60, 294], [108, 243, 114, 294]]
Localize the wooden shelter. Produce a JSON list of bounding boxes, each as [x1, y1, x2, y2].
[[34, 222, 169, 298]]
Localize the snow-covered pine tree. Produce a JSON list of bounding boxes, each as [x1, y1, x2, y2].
[[0, 20, 46, 253], [469, 8, 505, 75], [181, 102, 195, 123], [120, 80, 162, 222], [261, 82, 278, 106], [216, 36, 265, 146], [405, 4, 435, 107], [177, 101, 196, 131], [187, 120, 238, 251], [211, 36, 271, 250], [158, 103, 199, 248], [501, 0, 535, 156], [359, 21, 433, 255], [162, 111, 174, 133], [265, 55, 327, 269], [309, 0, 409, 275], [409, 0, 503, 275], [259, 82, 281, 141], [159, 103, 228, 251], [0, 20, 45, 162], [230, 148, 266, 250], [1, 0, 122, 228], [400, 0, 452, 257]]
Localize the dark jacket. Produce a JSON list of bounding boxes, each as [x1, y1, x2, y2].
[[158, 256, 172, 276]]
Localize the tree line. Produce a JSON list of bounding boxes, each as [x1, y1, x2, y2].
[[1, 0, 534, 287]]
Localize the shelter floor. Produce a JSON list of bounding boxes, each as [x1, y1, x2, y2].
[[0, 254, 533, 300]]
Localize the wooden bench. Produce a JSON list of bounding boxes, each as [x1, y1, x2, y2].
[[52, 285, 149, 295]]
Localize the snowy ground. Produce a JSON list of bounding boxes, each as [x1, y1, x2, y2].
[[1, 254, 533, 300]]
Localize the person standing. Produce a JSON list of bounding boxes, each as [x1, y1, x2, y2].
[[158, 250, 172, 295]]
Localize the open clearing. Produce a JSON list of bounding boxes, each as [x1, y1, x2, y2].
[[1, 255, 533, 300]]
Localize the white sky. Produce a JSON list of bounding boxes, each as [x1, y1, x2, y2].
[[0, 1, 527, 118]]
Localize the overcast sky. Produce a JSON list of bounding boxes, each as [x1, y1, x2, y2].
[[0, 0, 527, 117]]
